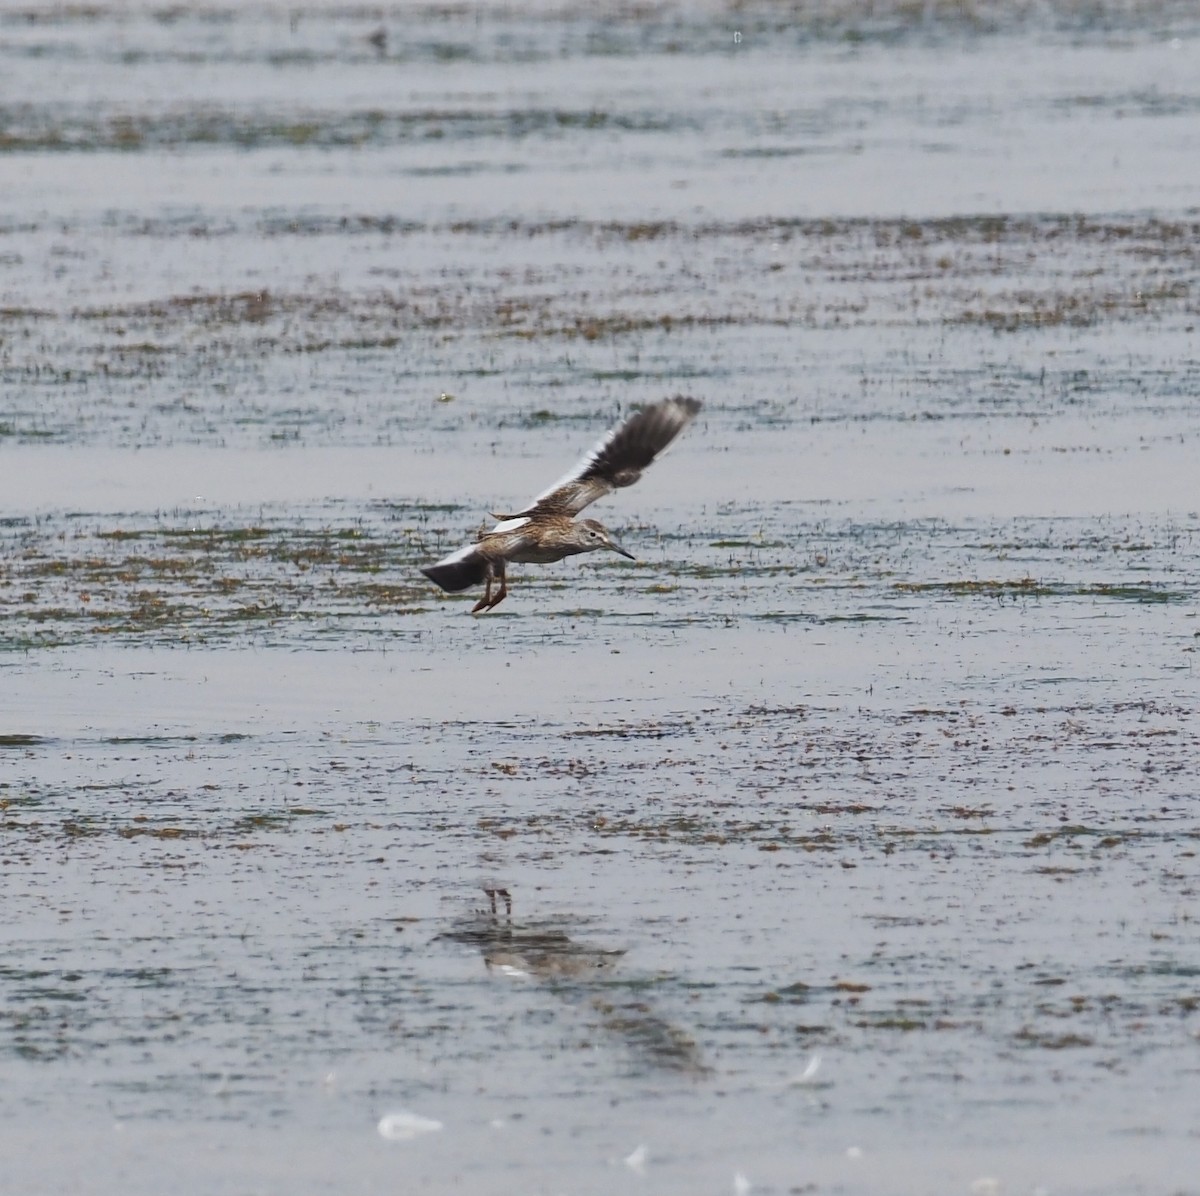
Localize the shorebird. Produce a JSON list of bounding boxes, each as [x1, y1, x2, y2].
[[421, 395, 701, 613]]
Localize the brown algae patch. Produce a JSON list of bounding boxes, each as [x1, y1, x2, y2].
[[4, 212, 1200, 447], [893, 578, 1193, 603], [7, 506, 1191, 648], [0, 509, 441, 647]]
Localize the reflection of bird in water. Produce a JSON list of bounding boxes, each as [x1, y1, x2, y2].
[[421, 396, 701, 613], [449, 894, 625, 981], [439, 889, 707, 1073], [484, 886, 511, 918], [485, 931, 625, 983]]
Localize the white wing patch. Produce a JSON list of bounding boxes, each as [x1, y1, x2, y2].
[[489, 516, 531, 534], [433, 541, 483, 569]]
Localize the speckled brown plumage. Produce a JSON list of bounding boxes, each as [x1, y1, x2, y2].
[[421, 396, 701, 613]]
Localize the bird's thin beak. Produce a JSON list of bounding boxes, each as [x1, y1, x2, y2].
[[609, 539, 635, 561]]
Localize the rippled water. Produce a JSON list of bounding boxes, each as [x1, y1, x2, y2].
[[2, 3, 1199, 1193]]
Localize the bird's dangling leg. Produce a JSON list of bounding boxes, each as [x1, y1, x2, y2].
[[471, 563, 495, 614], [484, 561, 508, 611]]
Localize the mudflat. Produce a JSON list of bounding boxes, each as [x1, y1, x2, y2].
[[2, 3, 1198, 1192]]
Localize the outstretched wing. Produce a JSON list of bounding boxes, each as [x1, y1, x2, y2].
[[507, 395, 702, 519]]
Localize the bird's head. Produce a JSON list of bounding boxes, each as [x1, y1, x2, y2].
[[578, 518, 635, 560]]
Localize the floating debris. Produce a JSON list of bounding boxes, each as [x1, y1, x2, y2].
[[377, 1110, 444, 1142], [624, 1144, 648, 1174]]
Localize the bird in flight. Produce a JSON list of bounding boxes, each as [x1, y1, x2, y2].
[[421, 395, 702, 613]]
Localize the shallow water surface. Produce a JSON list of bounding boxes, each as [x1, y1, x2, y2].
[[2, 3, 1199, 1194]]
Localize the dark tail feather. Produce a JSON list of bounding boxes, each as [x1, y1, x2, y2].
[[421, 545, 488, 593]]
